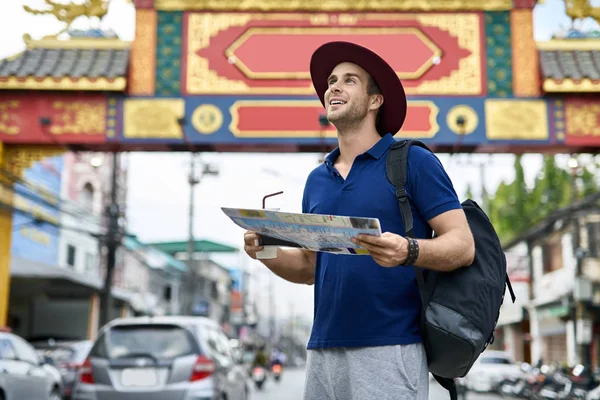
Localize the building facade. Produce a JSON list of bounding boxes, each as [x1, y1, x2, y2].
[[496, 195, 600, 368]]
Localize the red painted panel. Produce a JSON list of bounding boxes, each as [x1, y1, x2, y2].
[[0, 93, 109, 145], [231, 101, 437, 137], [564, 98, 600, 146], [233, 31, 437, 76]]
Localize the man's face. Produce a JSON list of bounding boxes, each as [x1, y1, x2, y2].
[[324, 62, 376, 129]]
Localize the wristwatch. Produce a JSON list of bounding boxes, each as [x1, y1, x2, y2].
[[401, 237, 420, 266]]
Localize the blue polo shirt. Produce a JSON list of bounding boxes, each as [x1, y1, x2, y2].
[[302, 133, 462, 349]]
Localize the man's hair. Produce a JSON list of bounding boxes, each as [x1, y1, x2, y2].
[[367, 75, 381, 96], [367, 74, 382, 129]]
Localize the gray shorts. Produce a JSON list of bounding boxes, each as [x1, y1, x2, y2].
[[303, 343, 429, 400]]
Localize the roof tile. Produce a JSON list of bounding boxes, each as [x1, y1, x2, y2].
[[0, 47, 129, 82], [539, 50, 600, 81]]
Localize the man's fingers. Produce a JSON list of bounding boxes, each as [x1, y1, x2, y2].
[[353, 237, 386, 251]]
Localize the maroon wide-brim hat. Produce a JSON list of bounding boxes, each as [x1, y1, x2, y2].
[[310, 41, 407, 136]]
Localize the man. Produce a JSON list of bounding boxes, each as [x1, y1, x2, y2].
[[243, 42, 475, 400]]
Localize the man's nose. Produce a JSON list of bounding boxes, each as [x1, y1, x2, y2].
[[330, 83, 342, 93]]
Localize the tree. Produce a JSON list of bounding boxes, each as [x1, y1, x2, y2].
[[465, 183, 474, 200], [488, 154, 598, 245]]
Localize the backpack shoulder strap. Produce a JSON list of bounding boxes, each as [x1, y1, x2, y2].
[[385, 139, 432, 238]]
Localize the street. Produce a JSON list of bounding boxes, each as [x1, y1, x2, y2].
[[249, 367, 517, 400]]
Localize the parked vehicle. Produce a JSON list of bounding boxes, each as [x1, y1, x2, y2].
[[461, 350, 524, 393], [71, 316, 249, 400], [31, 338, 94, 399], [0, 331, 64, 400]]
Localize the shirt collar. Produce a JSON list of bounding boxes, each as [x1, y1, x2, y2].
[[324, 133, 395, 168], [367, 133, 395, 159]]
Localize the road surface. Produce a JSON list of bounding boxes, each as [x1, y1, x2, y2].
[[249, 367, 517, 400]]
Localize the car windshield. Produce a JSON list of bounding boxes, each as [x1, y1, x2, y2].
[[93, 324, 197, 360], [480, 357, 512, 365]]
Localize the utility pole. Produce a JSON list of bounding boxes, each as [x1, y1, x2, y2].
[[479, 161, 489, 215], [269, 273, 275, 341], [188, 153, 201, 313], [99, 152, 120, 327], [569, 155, 592, 366]]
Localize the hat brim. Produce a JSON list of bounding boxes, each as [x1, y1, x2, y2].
[[310, 41, 407, 136]]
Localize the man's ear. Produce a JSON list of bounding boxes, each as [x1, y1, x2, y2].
[[370, 94, 384, 111]]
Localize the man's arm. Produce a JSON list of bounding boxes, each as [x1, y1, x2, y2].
[[262, 248, 317, 285], [414, 208, 475, 271], [244, 231, 316, 285], [352, 209, 474, 272]]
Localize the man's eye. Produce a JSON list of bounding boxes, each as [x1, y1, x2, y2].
[[346, 78, 355, 83]]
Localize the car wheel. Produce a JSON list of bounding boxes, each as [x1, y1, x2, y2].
[[49, 386, 61, 400]]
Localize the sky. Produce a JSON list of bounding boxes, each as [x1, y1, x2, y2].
[[0, 0, 598, 322]]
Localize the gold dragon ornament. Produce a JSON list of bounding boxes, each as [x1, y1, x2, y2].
[[564, 0, 600, 24], [23, 0, 109, 35]]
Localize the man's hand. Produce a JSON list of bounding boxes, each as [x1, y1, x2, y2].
[[351, 232, 409, 267], [243, 231, 264, 260]]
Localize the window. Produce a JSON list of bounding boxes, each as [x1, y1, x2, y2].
[[11, 336, 40, 364], [164, 286, 172, 301], [91, 324, 197, 360], [80, 182, 95, 211], [587, 222, 600, 257], [85, 253, 95, 272], [67, 245, 76, 267], [0, 338, 17, 360], [541, 237, 563, 274], [479, 356, 512, 365]]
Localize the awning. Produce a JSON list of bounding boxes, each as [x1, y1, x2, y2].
[[10, 257, 132, 302]]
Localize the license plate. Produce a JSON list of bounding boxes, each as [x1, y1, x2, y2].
[[121, 368, 158, 387]]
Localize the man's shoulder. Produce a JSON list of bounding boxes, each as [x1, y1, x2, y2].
[[305, 163, 328, 184], [406, 142, 435, 163]]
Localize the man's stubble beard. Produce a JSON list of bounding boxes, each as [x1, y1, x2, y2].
[[327, 99, 369, 134]]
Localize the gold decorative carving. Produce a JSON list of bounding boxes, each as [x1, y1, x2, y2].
[[129, 9, 157, 95], [543, 78, 600, 93], [447, 105, 478, 135], [186, 13, 481, 95], [2, 146, 65, 178], [564, 0, 600, 24], [537, 39, 600, 51], [0, 101, 21, 135], [23, 0, 109, 36], [50, 101, 106, 135], [413, 14, 482, 95], [511, 10, 540, 97], [225, 27, 441, 80], [485, 100, 549, 140], [23, 35, 131, 50], [565, 103, 600, 136], [0, 77, 126, 91], [191, 104, 223, 135], [186, 13, 253, 94], [157, 0, 512, 11], [123, 99, 185, 139]]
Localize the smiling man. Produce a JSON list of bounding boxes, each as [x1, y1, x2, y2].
[[243, 41, 475, 399]]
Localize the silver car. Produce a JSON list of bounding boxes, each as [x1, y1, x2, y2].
[[72, 316, 249, 400], [0, 332, 63, 400]]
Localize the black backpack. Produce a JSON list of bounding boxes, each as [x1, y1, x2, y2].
[[385, 140, 516, 400]]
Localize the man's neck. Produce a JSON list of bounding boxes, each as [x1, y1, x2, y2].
[[336, 123, 381, 165]]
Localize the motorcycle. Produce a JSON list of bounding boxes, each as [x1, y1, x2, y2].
[[252, 366, 267, 390], [272, 363, 283, 382]]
